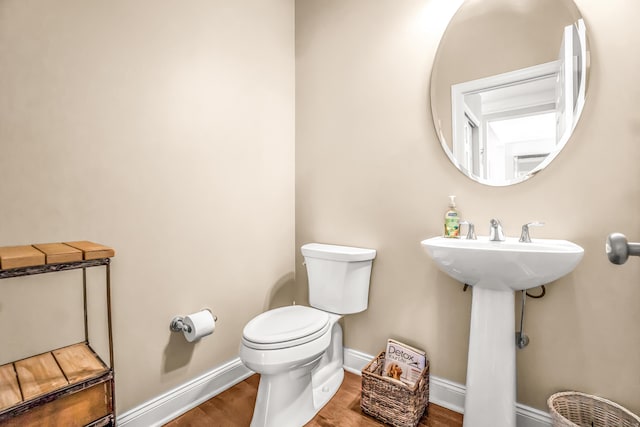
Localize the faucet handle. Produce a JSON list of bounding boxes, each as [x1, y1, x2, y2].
[[460, 221, 476, 240], [519, 222, 545, 243], [489, 218, 505, 241]]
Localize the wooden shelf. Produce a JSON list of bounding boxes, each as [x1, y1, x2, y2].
[[0, 241, 115, 271], [0, 343, 112, 426]]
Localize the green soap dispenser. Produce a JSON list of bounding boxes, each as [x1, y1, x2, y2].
[[444, 195, 460, 238]]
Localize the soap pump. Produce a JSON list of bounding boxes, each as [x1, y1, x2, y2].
[[444, 195, 460, 238]]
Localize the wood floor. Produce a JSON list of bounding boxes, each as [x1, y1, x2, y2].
[[164, 372, 463, 426]]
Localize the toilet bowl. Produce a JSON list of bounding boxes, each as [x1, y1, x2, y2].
[[240, 243, 376, 427], [240, 306, 343, 427]]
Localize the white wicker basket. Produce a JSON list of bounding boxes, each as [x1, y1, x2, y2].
[[548, 392, 640, 427]]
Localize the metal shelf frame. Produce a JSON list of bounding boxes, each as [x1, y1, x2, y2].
[[0, 257, 115, 426]]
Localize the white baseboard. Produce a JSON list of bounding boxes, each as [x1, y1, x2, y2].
[[342, 348, 552, 427], [116, 358, 253, 427], [117, 348, 551, 427]]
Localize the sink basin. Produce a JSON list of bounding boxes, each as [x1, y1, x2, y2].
[[421, 236, 584, 291], [421, 235, 583, 427]]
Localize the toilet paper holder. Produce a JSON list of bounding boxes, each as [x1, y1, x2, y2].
[[170, 308, 218, 334]]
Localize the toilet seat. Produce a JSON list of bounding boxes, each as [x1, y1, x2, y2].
[[242, 306, 330, 350]]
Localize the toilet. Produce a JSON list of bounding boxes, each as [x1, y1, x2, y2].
[[240, 243, 376, 427]]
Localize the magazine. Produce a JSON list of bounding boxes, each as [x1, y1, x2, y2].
[[382, 339, 427, 387]]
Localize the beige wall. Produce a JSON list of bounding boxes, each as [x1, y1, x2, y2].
[[296, 0, 640, 413], [2, 0, 639, 419], [0, 0, 294, 414]]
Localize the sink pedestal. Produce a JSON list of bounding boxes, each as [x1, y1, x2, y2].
[[421, 235, 584, 427], [464, 287, 516, 427]]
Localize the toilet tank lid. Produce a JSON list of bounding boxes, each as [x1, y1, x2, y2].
[[301, 243, 376, 262]]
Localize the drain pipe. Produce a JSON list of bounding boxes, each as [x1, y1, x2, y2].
[[516, 290, 530, 349]]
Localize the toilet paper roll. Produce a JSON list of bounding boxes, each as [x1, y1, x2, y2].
[[183, 309, 216, 342]]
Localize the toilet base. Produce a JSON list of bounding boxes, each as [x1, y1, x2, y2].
[[312, 365, 344, 413], [248, 318, 344, 427], [250, 357, 320, 427], [250, 365, 344, 427]]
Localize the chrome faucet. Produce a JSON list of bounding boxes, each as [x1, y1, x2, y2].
[[489, 218, 505, 241], [519, 222, 544, 243], [460, 221, 477, 240]]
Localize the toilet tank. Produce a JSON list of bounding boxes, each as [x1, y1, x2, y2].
[[301, 243, 376, 314]]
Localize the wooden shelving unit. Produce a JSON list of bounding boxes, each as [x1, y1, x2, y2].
[[0, 242, 115, 427]]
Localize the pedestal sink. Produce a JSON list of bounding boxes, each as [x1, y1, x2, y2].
[[421, 236, 584, 427]]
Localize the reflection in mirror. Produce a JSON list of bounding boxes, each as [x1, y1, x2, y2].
[[430, 0, 589, 186]]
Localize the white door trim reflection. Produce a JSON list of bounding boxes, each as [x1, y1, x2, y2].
[[450, 19, 586, 184]]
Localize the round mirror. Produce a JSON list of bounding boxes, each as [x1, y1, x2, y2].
[[430, 0, 589, 186]]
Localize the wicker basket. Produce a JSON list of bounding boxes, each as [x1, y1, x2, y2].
[[548, 392, 640, 427], [361, 351, 429, 427]]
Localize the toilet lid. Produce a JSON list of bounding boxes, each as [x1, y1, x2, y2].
[[242, 306, 330, 349]]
